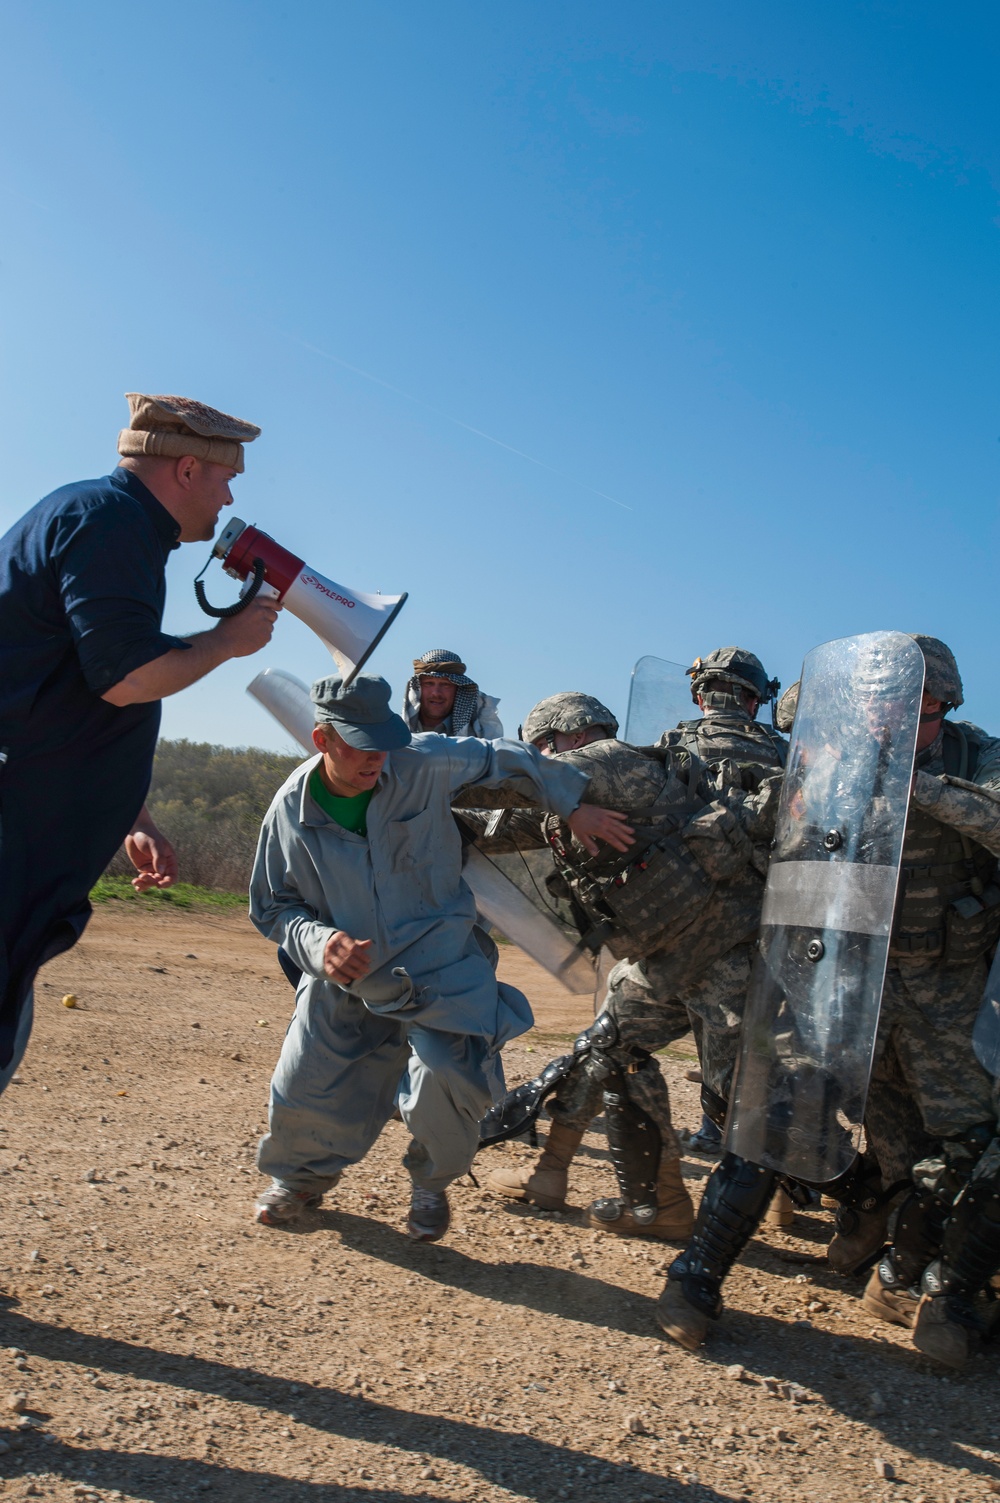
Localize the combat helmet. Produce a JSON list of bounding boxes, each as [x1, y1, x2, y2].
[[907, 634, 964, 710], [775, 681, 800, 734], [521, 692, 619, 747], [687, 647, 779, 713]]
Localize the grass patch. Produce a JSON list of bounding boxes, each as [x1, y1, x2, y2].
[[90, 875, 246, 911]]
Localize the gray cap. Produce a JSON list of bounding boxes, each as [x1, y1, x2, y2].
[[311, 674, 411, 752]]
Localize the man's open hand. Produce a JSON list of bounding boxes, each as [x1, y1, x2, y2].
[[566, 804, 635, 856], [125, 810, 179, 891], [323, 931, 374, 985]]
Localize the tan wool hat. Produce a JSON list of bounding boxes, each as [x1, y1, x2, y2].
[[117, 393, 261, 473]]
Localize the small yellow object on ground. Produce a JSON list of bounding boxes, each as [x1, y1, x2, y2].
[[62, 994, 78, 1008]]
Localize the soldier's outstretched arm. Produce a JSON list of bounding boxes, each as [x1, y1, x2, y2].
[[452, 806, 548, 854], [912, 766, 1000, 856]]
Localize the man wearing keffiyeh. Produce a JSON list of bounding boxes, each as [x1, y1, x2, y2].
[[403, 648, 503, 739]]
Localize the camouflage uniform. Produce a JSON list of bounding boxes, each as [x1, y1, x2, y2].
[[804, 637, 1000, 1367], [655, 628, 998, 1358], [482, 662, 785, 1234], [643, 679, 785, 1109], [865, 719, 1000, 1182], [484, 731, 723, 1161], [860, 709, 1000, 1362]]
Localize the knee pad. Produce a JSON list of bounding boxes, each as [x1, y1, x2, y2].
[[574, 1011, 619, 1055]]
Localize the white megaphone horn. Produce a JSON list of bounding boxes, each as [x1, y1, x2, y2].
[[194, 518, 407, 683]]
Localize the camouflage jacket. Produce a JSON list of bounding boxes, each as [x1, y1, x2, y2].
[[910, 720, 1000, 857], [893, 719, 1000, 962]]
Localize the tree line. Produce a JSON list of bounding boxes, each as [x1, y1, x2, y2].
[[106, 739, 304, 892]]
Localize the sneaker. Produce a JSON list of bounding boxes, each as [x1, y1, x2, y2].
[[687, 1127, 723, 1159], [407, 1186, 451, 1242], [254, 1184, 324, 1227]]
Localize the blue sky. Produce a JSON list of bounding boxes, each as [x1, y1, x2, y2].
[[2, 2, 998, 749]]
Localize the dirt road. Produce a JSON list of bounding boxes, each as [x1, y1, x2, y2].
[[0, 901, 995, 1503]]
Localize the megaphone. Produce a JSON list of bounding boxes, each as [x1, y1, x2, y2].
[[195, 518, 407, 683]]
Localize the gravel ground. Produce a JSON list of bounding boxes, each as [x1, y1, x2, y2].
[[0, 901, 995, 1503]]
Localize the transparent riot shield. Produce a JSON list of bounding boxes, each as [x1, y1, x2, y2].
[[726, 632, 924, 1182], [247, 669, 596, 995], [624, 656, 696, 747], [973, 951, 1000, 1078]]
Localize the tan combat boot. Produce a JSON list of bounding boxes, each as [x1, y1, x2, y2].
[[764, 1185, 795, 1230], [485, 1122, 585, 1211], [828, 1200, 890, 1274], [655, 1279, 711, 1350], [860, 1266, 919, 1329], [584, 1156, 696, 1241]]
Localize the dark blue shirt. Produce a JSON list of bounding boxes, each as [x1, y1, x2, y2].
[[0, 466, 189, 751], [0, 467, 191, 1064]]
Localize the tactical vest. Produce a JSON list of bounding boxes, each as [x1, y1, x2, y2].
[[667, 712, 787, 789], [890, 723, 1000, 963], [546, 742, 764, 969], [666, 712, 786, 875], [541, 745, 712, 961]]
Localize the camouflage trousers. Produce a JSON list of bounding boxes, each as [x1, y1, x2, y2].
[[545, 942, 755, 1159], [864, 957, 998, 1186]]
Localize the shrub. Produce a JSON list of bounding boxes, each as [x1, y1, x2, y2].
[[105, 739, 303, 893]]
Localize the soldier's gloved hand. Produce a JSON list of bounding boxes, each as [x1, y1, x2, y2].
[[566, 804, 635, 856]]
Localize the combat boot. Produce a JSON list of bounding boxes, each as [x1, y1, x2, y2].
[[826, 1157, 890, 1274], [911, 1291, 984, 1368], [861, 1265, 919, 1329], [656, 1153, 778, 1350], [764, 1186, 795, 1230], [911, 1178, 1000, 1369], [584, 1156, 695, 1241], [485, 1122, 584, 1211], [656, 1277, 711, 1350]]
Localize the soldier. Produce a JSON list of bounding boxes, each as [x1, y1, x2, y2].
[[656, 634, 1000, 1359], [483, 650, 785, 1240], [844, 638, 1000, 1367]]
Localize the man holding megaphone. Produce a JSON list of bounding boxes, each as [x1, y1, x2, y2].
[[0, 392, 278, 1093]]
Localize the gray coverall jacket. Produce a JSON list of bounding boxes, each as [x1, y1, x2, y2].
[[250, 734, 588, 1193]]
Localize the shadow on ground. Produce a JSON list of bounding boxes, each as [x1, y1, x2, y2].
[[0, 1304, 745, 1503]]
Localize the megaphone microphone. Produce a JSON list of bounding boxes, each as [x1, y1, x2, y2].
[[195, 518, 407, 684]]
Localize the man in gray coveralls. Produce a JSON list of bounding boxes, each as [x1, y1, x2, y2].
[[249, 673, 631, 1242]]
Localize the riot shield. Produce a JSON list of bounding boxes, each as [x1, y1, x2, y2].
[[624, 656, 696, 747], [973, 950, 1000, 1078], [726, 632, 924, 1182], [246, 668, 596, 995], [463, 848, 595, 994]]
